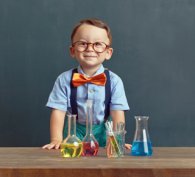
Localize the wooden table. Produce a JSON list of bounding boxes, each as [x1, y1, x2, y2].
[[0, 147, 195, 177]]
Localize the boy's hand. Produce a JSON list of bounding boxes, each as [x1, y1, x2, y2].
[[125, 143, 132, 150], [42, 140, 62, 150]]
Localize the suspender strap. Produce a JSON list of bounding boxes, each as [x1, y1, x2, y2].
[[104, 69, 111, 121], [70, 68, 78, 117], [70, 68, 111, 121]]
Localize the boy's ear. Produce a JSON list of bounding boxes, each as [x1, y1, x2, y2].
[[105, 48, 113, 60], [69, 46, 75, 58]]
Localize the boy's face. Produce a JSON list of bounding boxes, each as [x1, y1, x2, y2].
[[70, 24, 113, 71]]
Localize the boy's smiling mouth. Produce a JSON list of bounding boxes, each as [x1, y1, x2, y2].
[[83, 52, 97, 58], [83, 54, 97, 58], [84, 55, 97, 57]]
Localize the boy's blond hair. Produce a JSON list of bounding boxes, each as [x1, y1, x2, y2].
[[71, 18, 112, 45]]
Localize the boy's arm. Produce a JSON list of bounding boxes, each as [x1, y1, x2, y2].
[[110, 110, 131, 150], [42, 109, 65, 150], [110, 110, 125, 130]]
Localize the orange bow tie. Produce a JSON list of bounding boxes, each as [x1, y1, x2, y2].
[[72, 73, 107, 87]]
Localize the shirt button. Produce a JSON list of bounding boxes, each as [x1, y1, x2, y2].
[[89, 89, 94, 93]]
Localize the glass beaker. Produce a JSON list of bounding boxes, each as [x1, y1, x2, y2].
[[106, 130, 126, 158], [131, 116, 153, 156], [60, 114, 83, 158], [82, 100, 99, 156]]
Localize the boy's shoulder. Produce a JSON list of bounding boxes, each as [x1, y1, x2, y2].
[[59, 68, 74, 76], [56, 68, 75, 83], [107, 69, 122, 82]]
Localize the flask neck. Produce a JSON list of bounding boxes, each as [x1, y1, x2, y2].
[[86, 104, 93, 135], [68, 115, 76, 136], [133, 116, 150, 142], [135, 116, 149, 130]]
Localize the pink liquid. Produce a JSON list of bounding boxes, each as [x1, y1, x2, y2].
[[82, 142, 99, 156]]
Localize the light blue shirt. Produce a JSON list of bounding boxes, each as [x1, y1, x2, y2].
[[46, 65, 129, 124]]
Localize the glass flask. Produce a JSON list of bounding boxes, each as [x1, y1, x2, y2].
[[82, 100, 99, 156], [60, 114, 83, 158], [131, 116, 153, 156]]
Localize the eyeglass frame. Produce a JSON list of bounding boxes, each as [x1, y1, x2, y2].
[[71, 41, 110, 53]]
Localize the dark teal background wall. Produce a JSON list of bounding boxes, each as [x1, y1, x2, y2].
[[0, 0, 195, 147]]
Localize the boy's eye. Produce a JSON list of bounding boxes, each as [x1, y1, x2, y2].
[[78, 42, 87, 46], [94, 42, 105, 48]]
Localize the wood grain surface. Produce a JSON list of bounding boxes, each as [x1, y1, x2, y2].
[[0, 147, 195, 177]]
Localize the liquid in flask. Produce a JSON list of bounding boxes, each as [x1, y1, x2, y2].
[[82, 100, 99, 156], [60, 114, 83, 158]]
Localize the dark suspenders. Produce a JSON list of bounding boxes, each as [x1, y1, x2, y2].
[[70, 68, 111, 121], [104, 69, 111, 120], [70, 68, 78, 117]]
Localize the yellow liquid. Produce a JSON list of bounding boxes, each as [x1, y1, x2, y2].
[[60, 142, 83, 158]]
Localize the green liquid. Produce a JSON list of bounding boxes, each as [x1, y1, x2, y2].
[[61, 142, 83, 158], [109, 136, 121, 155]]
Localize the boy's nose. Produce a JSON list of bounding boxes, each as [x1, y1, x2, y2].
[[86, 43, 94, 51]]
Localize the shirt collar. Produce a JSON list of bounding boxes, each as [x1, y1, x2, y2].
[[77, 65, 104, 77]]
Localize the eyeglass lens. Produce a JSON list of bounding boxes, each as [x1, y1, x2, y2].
[[73, 41, 108, 53]]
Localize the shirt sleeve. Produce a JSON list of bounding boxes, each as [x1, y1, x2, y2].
[[46, 74, 68, 112], [110, 73, 130, 111]]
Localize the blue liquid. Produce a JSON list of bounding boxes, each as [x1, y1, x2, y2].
[[131, 141, 153, 156]]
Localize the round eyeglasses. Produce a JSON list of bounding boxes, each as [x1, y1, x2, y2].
[[72, 41, 110, 53]]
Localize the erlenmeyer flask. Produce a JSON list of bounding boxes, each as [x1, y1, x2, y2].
[[60, 114, 83, 158], [131, 116, 153, 156], [82, 100, 99, 156]]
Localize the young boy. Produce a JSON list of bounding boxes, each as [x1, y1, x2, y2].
[[42, 18, 130, 150]]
